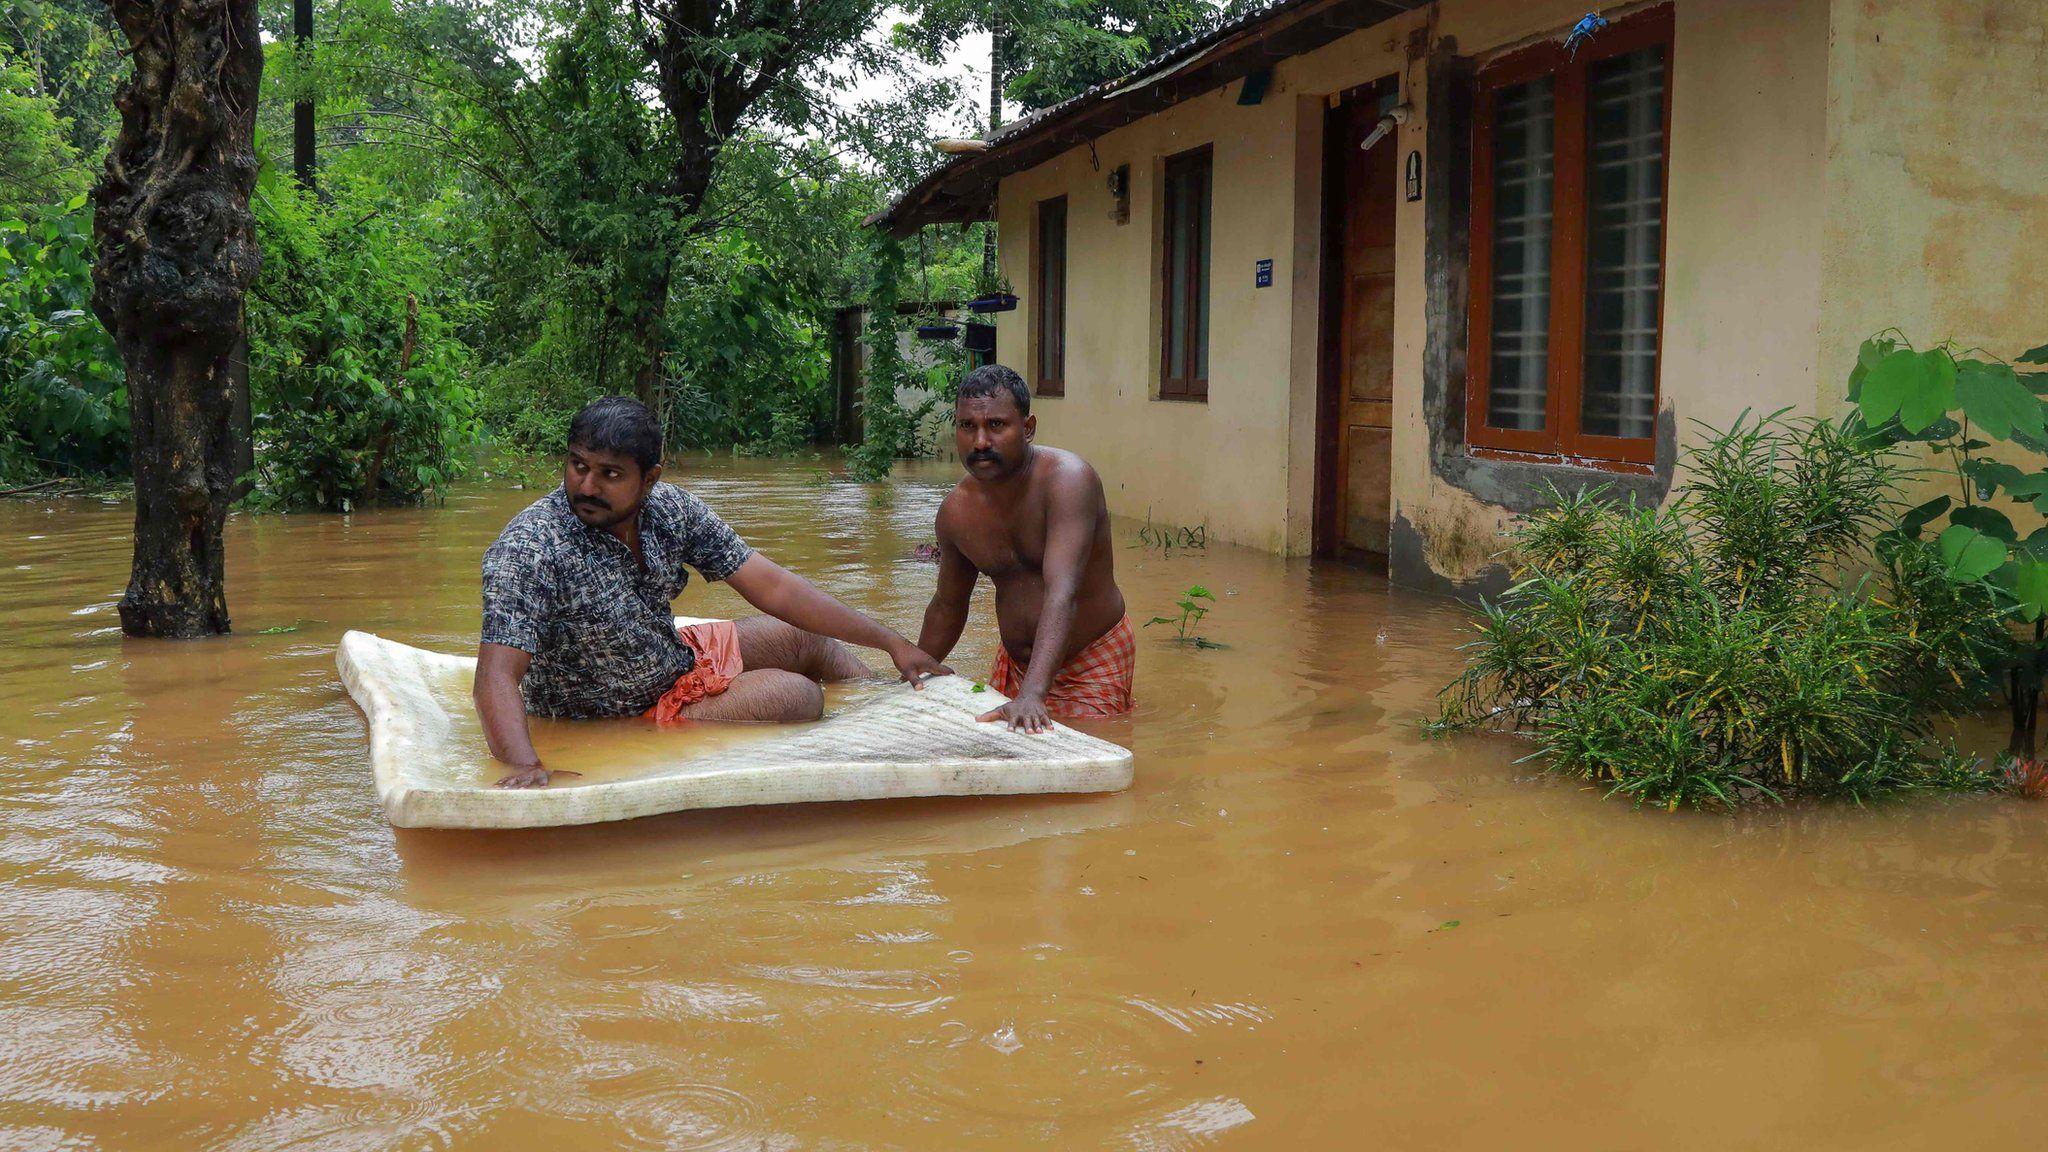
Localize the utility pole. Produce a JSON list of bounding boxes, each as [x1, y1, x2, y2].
[[983, 1, 1001, 285], [293, 0, 315, 189]]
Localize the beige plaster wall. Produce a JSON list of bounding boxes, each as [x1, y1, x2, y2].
[[995, 0, 1833, 570], [1818, 0, 2048, 392], [994, 78, 1331, 552]]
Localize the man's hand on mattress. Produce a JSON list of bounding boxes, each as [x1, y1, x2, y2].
[[978, 693, 1052, 735], [494, 763, 583, 789], [888, 640, 954, 689]]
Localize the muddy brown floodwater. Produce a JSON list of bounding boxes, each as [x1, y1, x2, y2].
[[6, 455, 2048, 1150]]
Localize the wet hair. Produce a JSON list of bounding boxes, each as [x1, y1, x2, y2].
[[567, 396, 662, 473], [957, 363, 1030, 418]]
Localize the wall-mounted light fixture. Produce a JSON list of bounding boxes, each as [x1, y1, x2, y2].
[[1360, 103, 1412, 153]]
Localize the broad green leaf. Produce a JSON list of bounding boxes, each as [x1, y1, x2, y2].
[[1899, 495, 1951, 539], [1856, 348, 1924, 427], [1898, 349, 1958, 432], [1892, 414, 1957, 440], [2013, 561, 2048, 622], [2019, 343, 2048, 365], [1858, 338, 1898, 372], [1951, 504, 2017, 543], [1961, 458, 2026, 499], [1938, 524, 2008, 582], [1955, 358, 2044, 441], [2007, 471, 2048, 500], [2019, 527, 2048, 561]]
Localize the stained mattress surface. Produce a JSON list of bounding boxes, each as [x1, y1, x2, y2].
[[335, 624, 1135, 829]]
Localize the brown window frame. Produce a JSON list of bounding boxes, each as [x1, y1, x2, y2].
[[1466, 4, 1672, 466], [1035, 196, 1068, 397], [1159, 145, 1212, 401]]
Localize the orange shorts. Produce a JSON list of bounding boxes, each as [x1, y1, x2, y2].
[[644, 620, 745, 723], [989, 616, 1136, 719]]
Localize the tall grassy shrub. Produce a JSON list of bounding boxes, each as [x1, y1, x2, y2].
[[1432, 413, 2008, 810]]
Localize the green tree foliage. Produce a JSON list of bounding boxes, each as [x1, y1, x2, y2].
[[303, 0, 963, 457], [1432, 414, 2008, 811], [244, 168, 481, 510], [0, 0, 120, 160], [895, 0, 1240, 113], [0, 194, 123, 481], [0, 45, 88, 216], [3, 0, 1000, 496]]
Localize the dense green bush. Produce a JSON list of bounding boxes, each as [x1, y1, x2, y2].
[[245, 170, 481, 510], [1432, 413, 2009, 810], [0, 195, 125, 483]]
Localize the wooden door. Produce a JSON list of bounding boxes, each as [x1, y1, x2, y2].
[[1315, 81, 1399, 563]]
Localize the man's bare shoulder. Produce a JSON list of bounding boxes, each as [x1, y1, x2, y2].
[[1033, 446, 1105, 495], [934, 481, 977, 537]]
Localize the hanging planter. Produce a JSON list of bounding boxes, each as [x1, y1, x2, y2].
[[916, 322, 960, 341], [966, 292, 1018, 314]]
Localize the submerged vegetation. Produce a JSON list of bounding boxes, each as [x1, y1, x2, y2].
[[1147, 584, 1224, 649], [1431, 412, 2010, 810]]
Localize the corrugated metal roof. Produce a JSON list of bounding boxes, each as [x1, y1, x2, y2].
[[871, 0, 1428, 235]]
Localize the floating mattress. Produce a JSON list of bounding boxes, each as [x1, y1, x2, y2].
[[335, 624, 1135, 830]]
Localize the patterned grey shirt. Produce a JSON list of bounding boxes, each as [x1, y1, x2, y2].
[[480, 483, 753, 718]]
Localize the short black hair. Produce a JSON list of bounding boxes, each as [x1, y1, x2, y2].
[[957, 363, 1030, 417], [567, 396, 662, 473]]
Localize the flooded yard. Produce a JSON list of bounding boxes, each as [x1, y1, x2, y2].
[[4, 455, 2048, 1149]]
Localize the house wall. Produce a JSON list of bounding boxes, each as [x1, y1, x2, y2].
[[1817, 0, 2048, 387], [993, 0, 1833, 577]]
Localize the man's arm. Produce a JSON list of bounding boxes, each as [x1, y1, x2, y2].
[[724, 553, 952, 685], [916, 518, 980, 664], [473, 643, 578, 789], [979, 467, 1099, 733]]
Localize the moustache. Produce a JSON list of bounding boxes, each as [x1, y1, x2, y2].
[[574, 497, 611, 512], [966, 451, 1002, 466]]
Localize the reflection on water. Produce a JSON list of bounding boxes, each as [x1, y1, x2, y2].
[[4, 454, 2048, 1148]]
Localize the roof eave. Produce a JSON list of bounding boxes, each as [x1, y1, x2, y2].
[[871, 0, 1426, 237]]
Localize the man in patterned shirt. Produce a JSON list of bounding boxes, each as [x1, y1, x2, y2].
[[474, 396, 951, 788]]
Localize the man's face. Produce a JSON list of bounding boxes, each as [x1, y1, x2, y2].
[[563, 444, 660, 530], [955, 392, 1034, 483]]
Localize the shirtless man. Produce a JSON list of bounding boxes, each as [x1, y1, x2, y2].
[[917, 365, 1133, 732]]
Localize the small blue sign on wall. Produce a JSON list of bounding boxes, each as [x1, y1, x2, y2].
[[1255, 258, 1274, 288]]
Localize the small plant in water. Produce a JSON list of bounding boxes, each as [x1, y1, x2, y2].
[[1147, 585, 1225, 649], [2007, 757, 2048, 799]]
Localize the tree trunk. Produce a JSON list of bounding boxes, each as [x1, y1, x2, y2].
[[91, 0, 264, 639], [628, 213, 679, 423], [293, 0, 315, 191], [630, 271, 667, 421]]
